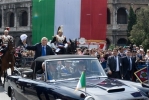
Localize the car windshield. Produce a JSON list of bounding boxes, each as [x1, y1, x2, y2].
[[45, 58, 107, 81]]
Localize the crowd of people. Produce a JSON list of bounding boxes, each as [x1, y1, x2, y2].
[[0, 26, 148, 82], [75, 44, 148, 81]]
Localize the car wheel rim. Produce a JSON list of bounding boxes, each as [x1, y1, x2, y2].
[[11, 90, 16, 100]]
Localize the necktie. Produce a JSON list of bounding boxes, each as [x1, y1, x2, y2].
[[42, 46, 46, 56], [129, 58, 132, 71]]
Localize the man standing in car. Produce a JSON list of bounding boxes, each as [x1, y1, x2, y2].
[[23, 37, 55, 73], [106, 48, 122, 79], [23, 37, 55, 59]]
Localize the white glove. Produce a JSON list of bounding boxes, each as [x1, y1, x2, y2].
[[51, 43, 57, 49], [64, 43, 68, 48]]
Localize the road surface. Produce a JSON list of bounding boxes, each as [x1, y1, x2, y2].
[[0, 69, 10, 100], [0, 79, 10, 100]]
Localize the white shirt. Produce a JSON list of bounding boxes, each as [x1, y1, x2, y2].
[[129, 57, 132, 70], [115, 56, 119, 71]]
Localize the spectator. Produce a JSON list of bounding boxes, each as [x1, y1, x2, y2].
[[106, 48, 122, 79], [118, 47, 126, 57], [121, 50, 135, 80]]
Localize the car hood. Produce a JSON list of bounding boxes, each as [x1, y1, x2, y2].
[[54, 78, 142, 95]]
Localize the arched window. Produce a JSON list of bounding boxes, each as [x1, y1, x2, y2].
[[107, 8, 111, 24], [117, 8, 128, 24], [117, 38, 127, 46], [19, 11, 28, 26], [9, 13, 14, 27]]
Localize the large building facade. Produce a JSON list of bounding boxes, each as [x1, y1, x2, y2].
[[107, 0, 149, 47], [0, 0, 148, 46], [0, 0, 32, 46]]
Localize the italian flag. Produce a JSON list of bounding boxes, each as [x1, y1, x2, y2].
[[76, 71, 86, 90], [32, 0, 107, 44]]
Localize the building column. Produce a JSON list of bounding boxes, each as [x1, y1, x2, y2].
[[112, 5, 117, 29], [14, 8, 17, 28], [1, 6, 4, 28], [28, 6, 31, 27]]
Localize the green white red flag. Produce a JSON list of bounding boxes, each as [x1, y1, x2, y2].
[[76, 71, 86, 90]]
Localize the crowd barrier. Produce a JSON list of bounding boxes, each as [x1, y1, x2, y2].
[[101, 61, 107, 69], [15, 56, 34, 67], [22, 57, 34, 67], [136, 61, 146, 70]]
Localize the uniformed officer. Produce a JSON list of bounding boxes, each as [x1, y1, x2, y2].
[[51, 25, 68, 54], [0, 29, 13, 53]]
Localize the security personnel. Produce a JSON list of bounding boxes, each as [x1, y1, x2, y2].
[[0, 29, 13, 53], [51, 25, 68, 54]]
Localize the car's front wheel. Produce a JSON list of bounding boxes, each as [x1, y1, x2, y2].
[[11, 89, 16, 100]]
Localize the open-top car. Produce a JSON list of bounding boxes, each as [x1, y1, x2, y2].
[[4, 55, 149, 100]]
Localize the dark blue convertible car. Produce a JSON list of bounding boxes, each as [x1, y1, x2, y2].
[[4, 55, 149, 100]]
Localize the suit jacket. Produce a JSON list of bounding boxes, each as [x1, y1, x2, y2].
[[106, 55, 122, 74], [26, 43, 55, 59], [118, 53, 126, 58], [121, 56, 135, 77]]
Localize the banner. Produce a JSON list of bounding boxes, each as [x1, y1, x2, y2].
[[32, 0, 107, 44], [134, 67, 147, 83]]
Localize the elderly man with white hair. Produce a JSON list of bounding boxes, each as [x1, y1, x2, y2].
[[23, 37, 55, 60]]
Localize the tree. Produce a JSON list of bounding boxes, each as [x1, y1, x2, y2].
[[129, 7, 149, 51], [108, 44, 115, 50], [127, 6, 136, 44]]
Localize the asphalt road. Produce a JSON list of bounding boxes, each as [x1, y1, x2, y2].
[[0, 69, 10, 100], [0, 79, 10, 100]]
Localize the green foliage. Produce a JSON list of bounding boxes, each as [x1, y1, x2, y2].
[[127, 6, 136, 44], [129, 7, 149, 51], [108, 44, 115, 50]]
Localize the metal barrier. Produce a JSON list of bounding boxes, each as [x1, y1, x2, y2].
[[136, 61, 146, 70], [101, 61, 107, 69], [21, 57, 34, 67]]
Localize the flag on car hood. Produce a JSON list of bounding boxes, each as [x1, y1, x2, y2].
[[134, 67, 147, 83], [76, 71, 86, 90]]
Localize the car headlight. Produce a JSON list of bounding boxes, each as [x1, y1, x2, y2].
[[85, 96, 95, 100]]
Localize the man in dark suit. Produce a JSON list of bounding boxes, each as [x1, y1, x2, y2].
[[23, 37, 55, 73], [121, 50, 135, 80], [23, 37, 55, 59], [106, 48, 122, 79]]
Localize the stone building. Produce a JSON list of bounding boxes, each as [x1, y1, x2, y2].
[[0, 0, 32, 46], [0, 0, 149, 47], [107, 0, 149, 47]]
